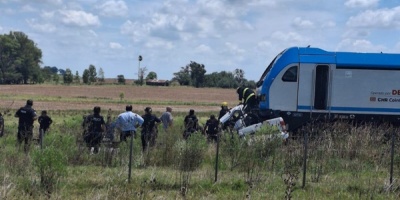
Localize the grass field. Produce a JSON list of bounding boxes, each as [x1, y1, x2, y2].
[[1, 85, 400, 199]]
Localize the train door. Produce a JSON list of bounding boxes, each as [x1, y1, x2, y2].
[[313, 65, 331, 111]]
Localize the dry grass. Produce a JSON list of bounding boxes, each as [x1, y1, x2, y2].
[[0, 85, 238, 112]]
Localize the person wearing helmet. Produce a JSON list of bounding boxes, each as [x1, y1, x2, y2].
[[14, 99, 37, 152], [218, 102, 229, 121], [236, 87, 257, 113], [141, 107, 161, 152]]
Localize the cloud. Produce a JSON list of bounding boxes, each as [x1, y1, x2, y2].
[[271, 31, 306, 42], [321, 20, 336, 28], [21, 5, 37, 12], [109, 42, 123, 49], [346, 6, 400, 28], [195, 44, 212, 53], [145, 39, 174, 49], [292, 17, 314, 29], [96, 0, 128, 17], [342, 29, 369, 38], [59, 10, 101, 27], [344, 0, 379, 8], [225, 42, 245, 55], [27, 19, 56, 33], [337, 38, 386, 52]]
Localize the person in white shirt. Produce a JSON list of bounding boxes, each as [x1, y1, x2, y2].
[[115, 105, 144, 142]]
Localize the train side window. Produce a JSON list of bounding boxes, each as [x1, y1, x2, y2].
[[282, 66, 298, 82]]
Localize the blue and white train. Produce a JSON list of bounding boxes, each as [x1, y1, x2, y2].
[[256, 46, 400, 131]]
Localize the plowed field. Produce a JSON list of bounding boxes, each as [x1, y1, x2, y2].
[[0, 85, 238, 113]]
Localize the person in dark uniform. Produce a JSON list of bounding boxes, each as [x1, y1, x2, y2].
[[236, 87, 258, 113], [84, 106, 106, 154], [38, 110, 53, 135], [14, 99, 37, 152], [183, 109, 199, 139], [141, 107, 161, 152], [203, 114, 220, 143]]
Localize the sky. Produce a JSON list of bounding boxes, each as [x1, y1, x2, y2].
[[1, 0, 400, 81]]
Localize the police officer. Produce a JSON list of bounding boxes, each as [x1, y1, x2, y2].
[[236, 87, 257, 113], [84, 106, 106, 154], [141, 107, 161, 152], [14, 99, 37, 152], [203, 115, 220, 143], [183, 109, 199, 139]]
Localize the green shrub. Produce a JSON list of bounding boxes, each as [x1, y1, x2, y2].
[[32, 146, 67, 195]]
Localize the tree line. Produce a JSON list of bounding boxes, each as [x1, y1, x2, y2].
[[0, 31, 255, 88]]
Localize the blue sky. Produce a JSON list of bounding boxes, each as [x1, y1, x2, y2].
[[1, 0, 400, 81]]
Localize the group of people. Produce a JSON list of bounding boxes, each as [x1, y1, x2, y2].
[[82, 105, 174, 154], [13, 99, 53, 152], [10, 86, 257, 153]]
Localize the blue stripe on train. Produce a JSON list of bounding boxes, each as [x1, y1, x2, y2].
[[297, 105, 400, 113]]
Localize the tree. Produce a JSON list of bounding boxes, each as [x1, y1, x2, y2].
[[13, 32, 42, 84], [0, 31, 42, 84], [98, 67, 105, 84], [234, 68, 245, 85], [82, 69, 89, 84], [63, 68, 73, 85], [53, 74, 60, 85], [74, 71, 80, 84], [117, 74, 125, 85], [58, 69, 66, 75], [189, 61, 206, 88], [146, 71, 157, 80], [204, 71, 238, 88], [136, 66, 147, 86], [172, 66, 191, 86], [88, 64, 97, 83]]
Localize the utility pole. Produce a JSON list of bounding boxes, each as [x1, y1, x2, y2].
[[138, 55, 143, 84]]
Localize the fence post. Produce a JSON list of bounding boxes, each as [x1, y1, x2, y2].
[[128, 131, 134, 183], [40, 129, 44, 149], [390, 130, 395, 187], [302, 130, 308, 189], [214, 134, 220, 183]]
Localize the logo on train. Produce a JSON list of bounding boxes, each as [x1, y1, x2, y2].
[[393, 90, 400, 95]]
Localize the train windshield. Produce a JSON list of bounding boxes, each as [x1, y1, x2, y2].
[[256, 49, 285, 87]]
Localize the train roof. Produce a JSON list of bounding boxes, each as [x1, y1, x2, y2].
[[292, 47, 400, 69]]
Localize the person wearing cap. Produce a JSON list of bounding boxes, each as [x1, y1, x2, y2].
[[183, 109, 199, 139], [84, 106, 106, 154], [141, 107, 161, 152], [14, 99, 37, 152], [236, 87, 258, 113], [160, 107, 173, 132], [203, 114, 220, 143], [116, 105, 144, 142]]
